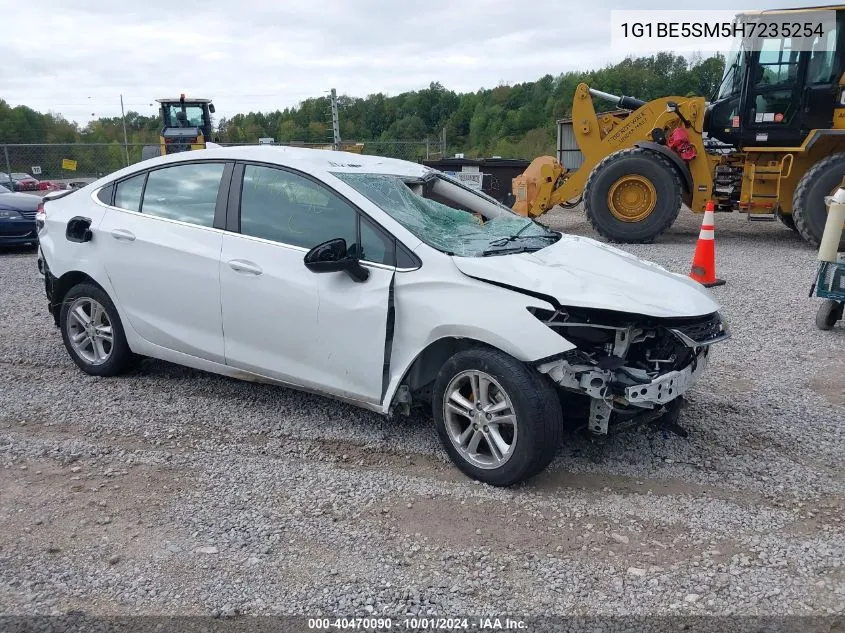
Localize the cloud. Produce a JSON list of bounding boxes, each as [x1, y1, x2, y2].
[[0, 0, 802, 125]]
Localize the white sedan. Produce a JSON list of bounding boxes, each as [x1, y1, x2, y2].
[[36, 146, 729, 486]]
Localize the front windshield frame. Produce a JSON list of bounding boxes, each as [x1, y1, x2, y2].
[[332, 171, 560, 258], [716, 35, 745, 101]]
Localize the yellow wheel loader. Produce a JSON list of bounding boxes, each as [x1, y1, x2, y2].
[[141, 95, 216, 161], [512, 6, 845, 250]]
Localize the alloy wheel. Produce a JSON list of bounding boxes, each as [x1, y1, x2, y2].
[[443, 370, 518, 469], [66, 297, 114, 365]]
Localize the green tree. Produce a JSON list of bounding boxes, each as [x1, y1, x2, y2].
[[0, 52, 729, 162]]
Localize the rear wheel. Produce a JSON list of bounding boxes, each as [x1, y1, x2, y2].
[[816, 299, 843, 331], [584, 148, 683, 243], [793, 153, 845, 249], [60, 283, 134, 376], [432, 347, 563, 486]]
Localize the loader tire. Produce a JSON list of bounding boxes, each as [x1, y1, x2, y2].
[[793, 153, 845, 250], [778, 212, 798, 232], [584, 148, 683, 243]]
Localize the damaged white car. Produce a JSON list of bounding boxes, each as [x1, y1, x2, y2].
[[36, 146, 729, 486]]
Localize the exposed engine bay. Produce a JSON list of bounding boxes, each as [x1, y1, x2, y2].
[[532, 306, 730, 434]]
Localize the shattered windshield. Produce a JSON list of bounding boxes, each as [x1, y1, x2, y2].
[[332, 172, 559, 257]]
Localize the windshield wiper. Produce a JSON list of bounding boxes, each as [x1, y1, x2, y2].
[[481, 245, 544, 257], [488, 227, 557, 248]]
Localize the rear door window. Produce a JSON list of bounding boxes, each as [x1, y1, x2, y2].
[[141, 163, 225, 227]]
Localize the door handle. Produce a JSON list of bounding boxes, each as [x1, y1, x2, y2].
[[110, 229, 135, 241], [228, 259, 263, 275]]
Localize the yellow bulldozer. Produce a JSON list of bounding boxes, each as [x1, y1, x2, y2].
[[512, 5, 845, 249]]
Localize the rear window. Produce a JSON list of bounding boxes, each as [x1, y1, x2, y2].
[[114, 174, 145, 212]]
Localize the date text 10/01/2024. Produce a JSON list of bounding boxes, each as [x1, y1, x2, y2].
[[307, 617, 528, 630]]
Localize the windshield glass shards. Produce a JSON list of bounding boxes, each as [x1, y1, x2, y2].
[[333, 172, 559, 257]]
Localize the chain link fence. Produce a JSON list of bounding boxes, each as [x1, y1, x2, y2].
[[0, 139, 446, 192]]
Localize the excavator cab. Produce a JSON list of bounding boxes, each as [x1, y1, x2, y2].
[[157, 95, 215, 154], [706, 9, 845, 148], [141, 95, 216, 160]]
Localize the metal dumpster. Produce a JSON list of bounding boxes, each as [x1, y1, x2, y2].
[[421, 157, 530, 205]]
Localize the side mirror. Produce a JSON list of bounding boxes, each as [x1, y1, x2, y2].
[[208, 104, 216, 114], [304, 238, 369, 282]]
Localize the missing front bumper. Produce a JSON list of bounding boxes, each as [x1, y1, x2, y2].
[[623, 350, 709, 405], [537, 347, 710, 435]]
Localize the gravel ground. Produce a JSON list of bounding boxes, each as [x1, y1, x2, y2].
[[0, 207, 843, 620]]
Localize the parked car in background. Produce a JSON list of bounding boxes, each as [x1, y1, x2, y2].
[[0, 172, 41, 192], [0, 183, 40, 246], [38, 180, 68, 192], [11, 172, 40, 191], [36, 146, 729, 485]]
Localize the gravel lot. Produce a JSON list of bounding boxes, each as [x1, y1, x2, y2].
[[1, 208, 843, 620]]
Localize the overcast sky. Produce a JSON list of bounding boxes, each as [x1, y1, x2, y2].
[[0, 0, 809, 125]]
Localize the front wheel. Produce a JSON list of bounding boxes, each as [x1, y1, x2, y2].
[[432, 347, 563, 486], [793, 153, 845, 249], [583, 148, 683, 243]]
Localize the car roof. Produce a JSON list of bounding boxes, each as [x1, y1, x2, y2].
[[153, 145, 430, 179], [83, 144, 433, 194]]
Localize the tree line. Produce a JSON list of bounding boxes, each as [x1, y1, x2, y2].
[[1, 52, 724, 162]]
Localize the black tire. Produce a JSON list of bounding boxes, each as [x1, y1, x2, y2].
[[59, 282, 134, 376], [584, 147, 683, 243], [793, 153, 845, 249], [778, 212, 798, 232], [815, 299, 844, 331], [432, 347, 563, 486], [141, 145, 161, 161]]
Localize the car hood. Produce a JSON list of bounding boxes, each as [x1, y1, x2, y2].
[[0, 192, 39, 211], [451, 234, 721, 318]]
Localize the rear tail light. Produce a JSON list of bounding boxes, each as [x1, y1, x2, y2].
[[35, 200, 46, 230]]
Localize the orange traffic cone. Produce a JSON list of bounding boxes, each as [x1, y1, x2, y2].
[[689, 201, 725, 287]]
